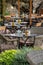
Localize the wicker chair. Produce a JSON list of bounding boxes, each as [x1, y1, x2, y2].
[[19, 37, 34, 48], [0, 34, 17, 51]]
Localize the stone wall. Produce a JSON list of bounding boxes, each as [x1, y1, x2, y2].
[[35, 36, 43, 47]]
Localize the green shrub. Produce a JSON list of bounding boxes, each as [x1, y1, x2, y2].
[[0, 47, 41, 65], [0, 50, 17, 65], [10, 48, 30, 65]]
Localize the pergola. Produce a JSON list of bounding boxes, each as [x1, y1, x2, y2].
[[18, 0, 32, 26], [3, 0, 32, 26]]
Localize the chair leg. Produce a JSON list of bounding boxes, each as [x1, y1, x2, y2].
[[19, 43, 25, 48]]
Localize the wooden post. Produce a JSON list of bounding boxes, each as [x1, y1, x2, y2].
[[2, 0, 6, 16], [29, 0, 32, 26], [18, 0, 20, 17]]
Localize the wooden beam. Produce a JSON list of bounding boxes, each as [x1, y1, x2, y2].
[[29, 0, 32, 26], [18, 0, 20, 17]]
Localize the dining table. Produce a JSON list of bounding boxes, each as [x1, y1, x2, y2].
[[0, 32, 39, 48]]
